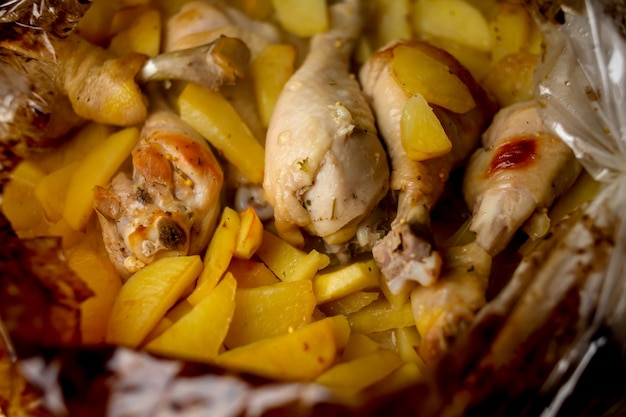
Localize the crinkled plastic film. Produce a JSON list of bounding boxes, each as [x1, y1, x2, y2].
[[532, 0, 626, 413]]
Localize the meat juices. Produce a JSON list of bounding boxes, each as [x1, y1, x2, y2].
[[463, 101, 582, 256], [94, 111, 223, 279], [359, 40, 496, 292], [263, 0, 389, 245]]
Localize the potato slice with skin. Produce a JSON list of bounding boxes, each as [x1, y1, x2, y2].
[[313, 259, 380, 304], [481, 51, 537, 107], [178, 83, 265, 184], [105, 255, 203, 348], [234, 206, 264, 259], [412, 0, 492, 52], [216, 317, 343, 381], [391, 43, 476, 114], [489, 2, 532, 64], [224, 279, 317, 348], [271, 0, 328, 38], [401, 93, 452, 161], [252, 43, 297, 128], [144, 273, 237, 362], [63, 127, 140, 232]]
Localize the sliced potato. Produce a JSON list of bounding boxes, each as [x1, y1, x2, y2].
[[68, 248, 122, 345], [144, 273, 237, 362], [1, 161, 49, 238], [224, 279, 316, 348], [489, 2, 532, 64], [368, 361, 423, 396], [216, 317, 344, 381], [234, 206, 264, 259], [256, 230, 330, 282], [227, 258, 280, 288], [313, 259, 380, 304], [252, 44, 297, 128], [63, 127, 140, 232], [412, 0, 492, 52], [318, 291, 380, 317], [391, 43, 475, 114], [481, 51, 538, 107], [192, 207, 240, 294], [34, 162, 79, 223], [271, 0, 328, 37], [29, 122, 115, 174], [401, 93, 452, 161], [375, 0, 413, 47], [178, 83, 265, 184], [105, 255, 203, 348], [315, 349, 403, 391], [109, 7, 162, 57], [347, 299, 415, 334], [341, 333, 380, 362]]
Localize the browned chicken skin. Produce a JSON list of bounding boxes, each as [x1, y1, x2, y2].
[[94, 111, 223, 279], [359, 40, 496, 291]]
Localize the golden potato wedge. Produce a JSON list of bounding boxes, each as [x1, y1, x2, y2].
[[251, 43, 297, 128], [144, 273, 237, 362], [234, 206, 264, 259], [2, 161, 49, 238], [192, 207, 240, 296], [271, 0, 328, 37], [109, 7, 162, 57], [318, 291, 380, 317], [256, 230, 330, 282], [313, 259, 380, 304], [178, 83, 265, 184], [390, 43, 476, 114], [401, 93, 452, 161], [315, 349, 403, 391], [105, 255, 202, 348], [63, 127, 140, 232], [68, 248, 122, 345], [347, 299, 415, 334], [216, 317, 345, 381], [227, 258, 280, 288], [224, 279, 316, 348], [412, 0, 491, 52]]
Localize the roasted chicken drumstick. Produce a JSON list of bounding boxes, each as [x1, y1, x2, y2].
[[263, 0, 389, 246], [94, 110, 224, 279], [359, 40, 495, 291]]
